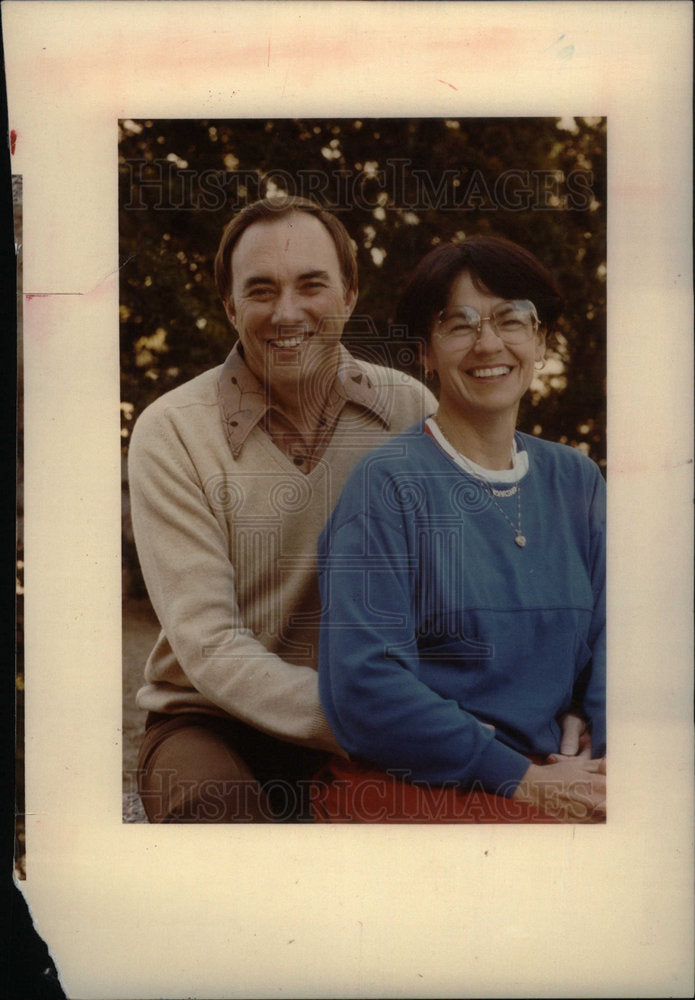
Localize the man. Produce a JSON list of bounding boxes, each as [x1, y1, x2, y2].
[[129, 196, 436, 822]]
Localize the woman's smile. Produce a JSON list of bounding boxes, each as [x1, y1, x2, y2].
[[465, 363, 514, 381]]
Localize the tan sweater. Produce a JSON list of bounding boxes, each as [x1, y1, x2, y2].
[[129, 349, 435, 754]]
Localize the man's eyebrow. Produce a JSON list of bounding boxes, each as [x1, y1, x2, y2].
[[240, 269, 331, 292], [241, 274, 275, 291], [297, 269, 331, 281]]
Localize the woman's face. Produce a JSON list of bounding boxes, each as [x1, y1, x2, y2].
[[425, 270, 545, 422]]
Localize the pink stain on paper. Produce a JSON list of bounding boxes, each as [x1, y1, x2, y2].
[[10, 130, 18, 155], [437, 79, 458, 91]]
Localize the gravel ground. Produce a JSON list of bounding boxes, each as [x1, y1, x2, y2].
[[122, 595, 160, 822]]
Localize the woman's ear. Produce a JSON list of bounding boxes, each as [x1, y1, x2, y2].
[[420, 345, 436, 381], [535, 327, 547, 363]]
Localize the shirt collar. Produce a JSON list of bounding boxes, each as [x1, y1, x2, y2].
[[217, 342, 392, 457]]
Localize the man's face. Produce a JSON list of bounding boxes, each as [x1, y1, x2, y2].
[[226, 212, 357, 400]]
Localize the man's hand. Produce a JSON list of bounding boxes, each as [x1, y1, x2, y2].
[[548, 710, 592, 762]]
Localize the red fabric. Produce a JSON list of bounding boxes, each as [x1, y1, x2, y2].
[[312, 755, 561, 824]]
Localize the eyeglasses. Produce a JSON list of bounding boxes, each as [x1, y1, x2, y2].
[[434, 300, 539, 348]]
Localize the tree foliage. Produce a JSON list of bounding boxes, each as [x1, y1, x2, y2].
[[119, 117, 606, 466]]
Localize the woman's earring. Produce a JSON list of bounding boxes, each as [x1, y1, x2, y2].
[[534, 359, 546, 372], [425, 368, 434, 381]]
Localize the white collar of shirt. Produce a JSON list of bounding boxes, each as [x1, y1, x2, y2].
[[425, 416, 529, 483]]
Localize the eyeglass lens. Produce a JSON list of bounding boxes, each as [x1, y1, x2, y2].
[[437, 301, 537, 344]]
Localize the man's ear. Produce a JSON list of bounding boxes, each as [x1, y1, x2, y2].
[[224, 296, 236, 325], [344, 286, 358, 317]]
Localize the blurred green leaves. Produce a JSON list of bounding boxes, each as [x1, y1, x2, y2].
[[119, 117, 606, 466]]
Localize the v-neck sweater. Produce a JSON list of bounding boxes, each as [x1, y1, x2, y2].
[[128, 353, 435, 752]]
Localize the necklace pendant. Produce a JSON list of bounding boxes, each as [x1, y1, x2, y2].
[[514, 533, 526, 548]]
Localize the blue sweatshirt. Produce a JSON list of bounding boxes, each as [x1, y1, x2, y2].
[[318, 422, 606, 797]]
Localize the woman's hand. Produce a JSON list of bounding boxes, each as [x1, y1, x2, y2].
[[512, 756, 606, 823]]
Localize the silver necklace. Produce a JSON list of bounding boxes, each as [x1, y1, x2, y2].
[[489, 483, 517, 498], [435, 416, 526, 547], [483, 479, 526, 547]]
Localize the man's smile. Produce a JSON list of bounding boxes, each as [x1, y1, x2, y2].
[[268, 332, 311, 349]]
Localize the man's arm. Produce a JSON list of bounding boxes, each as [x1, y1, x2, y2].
[[128, 403, 344, 754]]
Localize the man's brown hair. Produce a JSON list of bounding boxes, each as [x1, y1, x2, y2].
[[214, 196, 358, 305]]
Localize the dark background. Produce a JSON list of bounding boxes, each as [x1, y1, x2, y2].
[[118, 116, 606, 591]]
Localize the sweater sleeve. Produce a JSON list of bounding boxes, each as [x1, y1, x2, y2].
[[128, 404, 343, 754], [574, 464, 607, 757], [317, 464, 531, 795]]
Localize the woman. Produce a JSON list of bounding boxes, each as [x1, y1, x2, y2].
[[314, 236, 606, 823]]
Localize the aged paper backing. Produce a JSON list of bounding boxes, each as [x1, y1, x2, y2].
[[4, 2, 693, 997]]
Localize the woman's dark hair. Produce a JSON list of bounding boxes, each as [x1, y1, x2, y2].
[[395, 235, 564, 347]]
